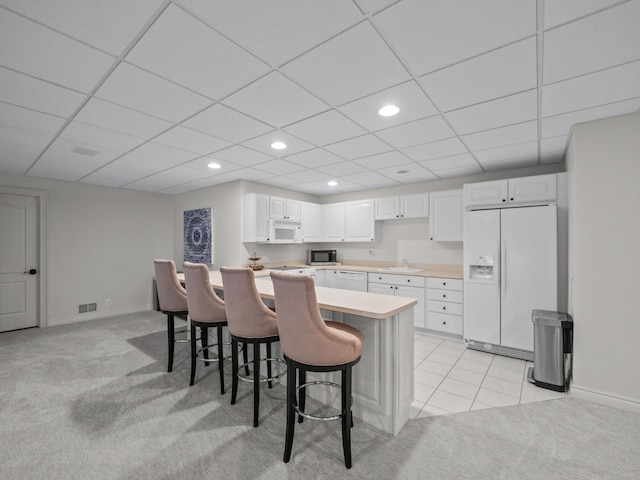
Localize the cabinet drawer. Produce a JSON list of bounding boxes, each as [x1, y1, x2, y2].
[[428, 300, 463, 316], [428, 312, 462, 335], [427, 288, 463, 303], [368, 273, 425, 287], [427, 277, 462, 290]]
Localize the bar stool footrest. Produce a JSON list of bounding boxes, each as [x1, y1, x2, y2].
[[237, 357, 286, 383]]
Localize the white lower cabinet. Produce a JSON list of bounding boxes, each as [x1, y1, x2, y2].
[[368, 273, 426, 329], [426, 277, 463, 335]]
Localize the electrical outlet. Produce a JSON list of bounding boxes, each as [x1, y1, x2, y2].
[[106, 299, 112, 307]]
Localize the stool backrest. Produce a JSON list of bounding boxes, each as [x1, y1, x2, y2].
[[220, 267, 277, 338], [183, 262, 226, 323], [154, 259, 187, 312], [270, 271, 360, 366]]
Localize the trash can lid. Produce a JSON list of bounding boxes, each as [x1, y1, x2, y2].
[[531, 309, 573, 327]]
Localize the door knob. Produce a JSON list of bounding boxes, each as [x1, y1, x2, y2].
[[24, 268, 37, 275]]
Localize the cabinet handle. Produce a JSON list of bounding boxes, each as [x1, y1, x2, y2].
[[442, 282, 447, 286], [442, 306, 446, 310], [407, 279, 411, 283], [502, 198, 506, 202], [442, 294, 446, 298], [510, 198, 514, 201], [443, 321, 447, 325]]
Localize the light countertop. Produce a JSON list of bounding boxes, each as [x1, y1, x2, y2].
[[252, 263, 463, 279]]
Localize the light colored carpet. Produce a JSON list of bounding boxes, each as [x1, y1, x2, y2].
[[1, 311, 638, 479]]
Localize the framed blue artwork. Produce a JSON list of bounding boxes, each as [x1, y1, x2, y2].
[[184, 207, 213, 264]]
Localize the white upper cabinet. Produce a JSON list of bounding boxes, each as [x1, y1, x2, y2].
[[269, 196, 301, 220], [374, 194, 429, 220], [345, 199, 375, 242], [325, 203, 346, 242], [300, 201, 325, 243], [242, 193, 270, 243], [429, 189, 463, 242], [464, 174, 558, 210]]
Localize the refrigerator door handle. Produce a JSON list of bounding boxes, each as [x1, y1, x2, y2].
[[495, 244, 501, 298], [501, 240, 507, 298]]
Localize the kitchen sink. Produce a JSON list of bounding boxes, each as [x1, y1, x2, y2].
[[377, 267, 422, 273]]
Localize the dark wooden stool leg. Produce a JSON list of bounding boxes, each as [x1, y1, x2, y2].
[[243, 341, 250, 375], [202, 326, 209, 366], [342, 366, 353, 469], [253, 341, 260, 427], [283, 358, 296, 463], [298, 368, 306, 423], [266, 342, 273, 388], [217, 324, 225, 394], [231, 338, 239, 405], [167, 313, 175, 373], [189, 323, 197, 386]]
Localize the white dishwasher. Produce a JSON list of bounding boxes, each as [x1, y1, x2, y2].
[[334, 270, 368, 292]]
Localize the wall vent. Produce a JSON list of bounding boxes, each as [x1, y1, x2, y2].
[[79, 303, 97, 313]]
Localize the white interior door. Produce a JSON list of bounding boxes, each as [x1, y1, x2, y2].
[[0, 194, 39, 332]]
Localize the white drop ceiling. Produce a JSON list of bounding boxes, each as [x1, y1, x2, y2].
[[1, 0, 639, 196]]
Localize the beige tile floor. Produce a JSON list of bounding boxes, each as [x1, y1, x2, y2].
[[412, 332, 567, 418]]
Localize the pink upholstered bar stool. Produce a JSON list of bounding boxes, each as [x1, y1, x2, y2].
[[183, 262, 229, 393], [154, 259, 189, 373], [270, 271, 363, 469], [220, 267, 285, 427]]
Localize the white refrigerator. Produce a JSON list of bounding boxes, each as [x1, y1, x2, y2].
[[463, 205, 558, 359]]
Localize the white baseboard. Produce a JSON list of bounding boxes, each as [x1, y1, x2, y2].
[[47, 304, 153, 327], [571, 385, 640, 415]]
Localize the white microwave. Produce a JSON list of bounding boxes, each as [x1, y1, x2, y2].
[[267, 219, 302, 244]]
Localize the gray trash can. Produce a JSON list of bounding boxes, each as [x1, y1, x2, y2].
[[527, 310, 573, 392]]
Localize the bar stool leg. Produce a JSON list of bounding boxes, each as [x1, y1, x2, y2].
[[284, 358, 296, 463], [253, 340, 260, 427], [189, 323, 197, 386], [231, 338, 239, 405], [266, 342, 273, 388], [202, 326, 209, 366], [167, 314, 175, 373], [243, 342, 250, 376], [217, 325, 225, 394], [342, 366, 353, 469]]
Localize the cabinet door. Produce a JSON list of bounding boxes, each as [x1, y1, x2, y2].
[[396, 285, 426, 329], [374, 197, 399, 220], [401, 194, 429, 219], [368, 282, 395, 295], [269, 196, 286, 219], [508, 174, 557, 205], [286, 199, 301, 220], [300, 202, 324, 242], [429, 189, 463, 241], [324, 270, 338, 288], [242, 193, 269, 242], [324, 203, 346, 242], [345, 200, 374, 242], [463, 180, 508, 209]]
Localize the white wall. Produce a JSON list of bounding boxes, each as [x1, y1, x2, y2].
[[0, 173, 174, 326], [566, 111, 640, 411]]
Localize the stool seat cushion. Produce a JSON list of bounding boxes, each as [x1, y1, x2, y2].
[[183, 262, 226, 324], [154, 259, 187, 312]]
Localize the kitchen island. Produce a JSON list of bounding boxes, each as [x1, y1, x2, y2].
[[178, 269, 416, 436]]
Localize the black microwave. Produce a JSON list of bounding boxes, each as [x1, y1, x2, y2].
[[308, 249, 337, 265]]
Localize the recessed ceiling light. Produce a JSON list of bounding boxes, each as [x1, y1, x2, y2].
[[328, 180, 338, 187], [207, 162, 221, 169], [271, 141, 287, 150], [378, 105, 400, 117]]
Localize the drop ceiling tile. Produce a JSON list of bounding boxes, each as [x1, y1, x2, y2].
[[126, 4, 269, 99], [223, 72, 329, 128], [542, 60, 640, 117], [182, 103, 272, 143], [242, 130, 315, 157], [283, 169, 331, 183], [113, 148, 176, 172], [0, 125, 54, 174], [81, 161, 159, 188], [316, 161, 368, 176], [340, 170, 397, 186], [433, 164, 484, 178], [74, 98, 172, 138], [462, 121, 538, 151], [542, 98, 640, 138], [0, 67, 85, 118], [0, 10, 114, 93], [283, 110, 367, 147], [125, 141, 199, 166], [252, 159, 306, 176], [285, 148, 345, 169], [0, 0, 165, 55], [543, 0, 623, 29], [223, 168, 274, 181], [324, 134, 393, 160], [374, 0, 536, 74], [182, 156, 242, 173], [419, 38, 537, 112], [125, 165, 210, 192], [0, 103, 65, 135], [29, 138, 122, 181], [420, 153, 477, 171], [338, 81, 438, 131], [259, 176, 301, 187], [475, 140, 539, 170], [402, 137, 469, 162], [374, 162, 438, 183], [154, 126, 231, 155], [281, 21, 411, 106], [180, 0, 363, 67], [354, 0, 397, 14], [59, 122, 143, 152], [95, 62, 211, 122], [209, 145, 274, 167], [544, 1, 640, 84], [376, 115, 454, 149], [540, 135, 568, 164], [445, 90, 537, 135], [354, 151, 411, 170]]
